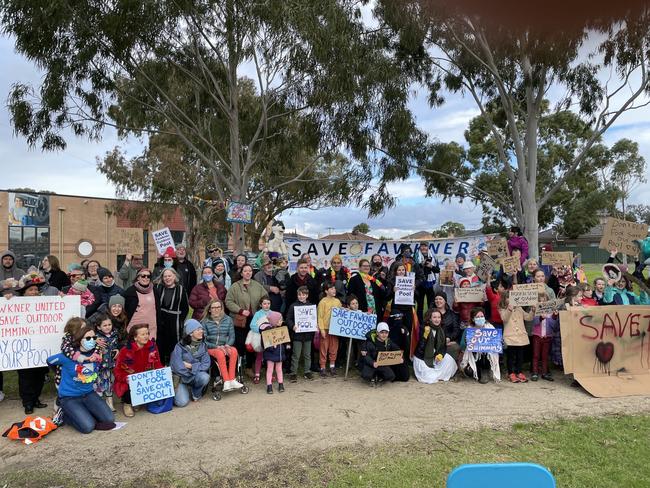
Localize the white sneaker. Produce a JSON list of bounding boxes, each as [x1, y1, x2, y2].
[[0, 391, 5, 402], [222, 380, 233, 391], [231, 380, 244, 389]]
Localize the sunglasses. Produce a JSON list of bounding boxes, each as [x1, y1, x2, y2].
[[85, 336, 97, 340], [139, 274, 151, 279], [208, 249, 218, 253], [210, 305, 223, 309]]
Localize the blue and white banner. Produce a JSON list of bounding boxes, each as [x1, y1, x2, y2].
[[286, 235, 496, 272], [328, 308, 377, 340]]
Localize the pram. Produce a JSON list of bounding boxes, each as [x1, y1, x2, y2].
[[210, 353, 249, 401]]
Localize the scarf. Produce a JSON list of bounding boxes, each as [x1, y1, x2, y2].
[[187, 339, 202, 356], [134, 281, 153, 294], [460, 324, 501, 382], [309, 266, 316, 279], [422, 326, 445, 368], [359, 272, 383, 288], [329, 267, 351, 285]]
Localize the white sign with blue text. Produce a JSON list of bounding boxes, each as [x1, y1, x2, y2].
[[127, 367, 175, 406], [328, 308, 377, 340]]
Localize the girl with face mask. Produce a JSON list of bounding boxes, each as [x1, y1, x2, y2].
[[459, 308, 501, 384], [47, 325, 115, 433]]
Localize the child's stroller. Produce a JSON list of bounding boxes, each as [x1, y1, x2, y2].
[[210, 353, 249, 400]]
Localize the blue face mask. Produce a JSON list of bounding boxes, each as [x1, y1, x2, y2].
[[202, 274, 212, 282], [82, 338, 96, 350], [474, 317, 486, 327], [164, 261, 173, 269]]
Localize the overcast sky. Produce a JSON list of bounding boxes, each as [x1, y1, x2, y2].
[[2, 31, 650, 239]]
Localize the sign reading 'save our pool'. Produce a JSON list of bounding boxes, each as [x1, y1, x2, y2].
[[127, 367, 175, 406], [328, 308, 377, 340]]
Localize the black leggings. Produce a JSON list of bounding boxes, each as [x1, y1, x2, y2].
[[507, 346, 525, 374]]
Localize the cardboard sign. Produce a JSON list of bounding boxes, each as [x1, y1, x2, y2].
[[509, 283, 545, 307], [151, 227, 175, 255], [376, 350, 403, 366], [501, 255, 520, 275], [560, 305, 650, 398], [487, 238, 509, 258], [394, 275, 415, 305], [465, 328, 503, 354], [294, 305, 317, 333], [116, 228, 144, 255], [476, 254, 497, 282], [439, 269, 454, 286], [262, 325, 291, 348], [127, 367, 174, 407], [328, 307, 377, 340], [536, 298, 565, 315], [0, 295, 80, 371], [541, 251, 573, 269], [454, 287, 484, 303], [599, 217, 648, 257]]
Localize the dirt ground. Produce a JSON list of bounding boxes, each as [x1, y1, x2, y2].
[[1, 372, 649, 483]]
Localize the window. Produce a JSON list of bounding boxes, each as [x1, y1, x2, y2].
[[8, 225, 50, 271]]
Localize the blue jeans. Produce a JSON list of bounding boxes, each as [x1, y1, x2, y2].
[[59, 392, 115, 434], [174, 371, 210, 407]]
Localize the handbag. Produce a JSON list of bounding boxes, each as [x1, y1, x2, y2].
[[146, 397, 174, 414], [245, 330, 263, 353], [233, 313, 247, 328]]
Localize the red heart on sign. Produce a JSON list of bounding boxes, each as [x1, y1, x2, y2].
[[595, 342, 614, 364]]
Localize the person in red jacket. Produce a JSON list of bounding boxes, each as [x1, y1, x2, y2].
[[453, 278, 484, 327], [114, 323, 163, 418], [578, 283, 598, 306], [485, 278, 508, 329], [189, 266, 227, 319]]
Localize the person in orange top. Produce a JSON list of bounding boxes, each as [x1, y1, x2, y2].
[[317, 282, 342, 377]]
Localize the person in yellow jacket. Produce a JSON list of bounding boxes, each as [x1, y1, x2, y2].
[[498, 290, 535, 383], [317, 282, 342, 377]]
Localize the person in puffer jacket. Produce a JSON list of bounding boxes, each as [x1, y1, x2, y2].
[[507, 226, 529, 266], [359, 323, 410, 383]]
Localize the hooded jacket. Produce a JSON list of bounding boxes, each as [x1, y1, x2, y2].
[[360, 329, 401, 367], [169, 340, 211, 382], [1, 250, 25, 281]]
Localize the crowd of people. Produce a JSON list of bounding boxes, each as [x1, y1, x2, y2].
[[1, 225, 648, 434]]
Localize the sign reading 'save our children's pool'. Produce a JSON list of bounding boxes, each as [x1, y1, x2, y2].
[[328, 308, 377, 340], [127, 367, 175, 406], [0, 295, 80, 371]]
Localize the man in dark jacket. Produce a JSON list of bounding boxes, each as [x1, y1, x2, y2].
[[173, 244, 197, 293], [360, 323, 409, 383], [86, 268, 124, 317], [416, 242, 441, 323], [285, 259, 319, 313]]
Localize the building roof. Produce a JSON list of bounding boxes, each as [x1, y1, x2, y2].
[[285, 231, 312, 240], [400, 231, 434, 240], [538, 222, 606, 243], [321, 232, 378, 241]]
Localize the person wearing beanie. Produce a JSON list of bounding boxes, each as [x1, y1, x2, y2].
[[61, 265, 86, 294], [258, 311, 288, 394], [359, 322, 409, 384], [454, 253, 466, 279], [170, 319, 211, 407], [85, 267, 123, 318], [66, 279, 96, 317]]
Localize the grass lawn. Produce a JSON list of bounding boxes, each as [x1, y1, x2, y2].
[[3, 414, 650, 488]]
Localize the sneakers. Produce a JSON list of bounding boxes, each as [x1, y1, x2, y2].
[[530, 373, 539, 382], [123, 403, 135, 417], [319, 368, 328, 378], [278, 383, 285, 393], [231, 380, 244, 389], [541, 373, 554, 382], [52, 406, 65, 426], [508, 373, 520, 383], [304, 372, 313, 380], [517, 373, 528, 383], [266, 385, 273, 395], [289, 373, 298, 383], [329, 367, 337, 377], [105, 396, 116, 412]]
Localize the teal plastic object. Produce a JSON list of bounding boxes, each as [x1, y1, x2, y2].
[[447, 463, 556, 487]]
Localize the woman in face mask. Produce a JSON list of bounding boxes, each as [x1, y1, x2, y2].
[[154, 268, 190, 365], [189, 265, 227, 320], [459, 308, 501, 384], [152, 248, 177, 282], [47, 325, 115, 433]]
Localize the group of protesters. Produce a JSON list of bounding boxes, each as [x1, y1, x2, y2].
[[1, 224, 648, 434]]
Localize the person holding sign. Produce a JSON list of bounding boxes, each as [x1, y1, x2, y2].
[[317, 282, 343, 377], [286, 286, 316, 382], [259, 311, 287, 394], [459, 308, 501, 384], [498, 291, 534, 383], [413, 310, 458, 384], [453, 278, 484, 328], [603, 274, 650, 305], [114, 324, 162, 418], [170, 320, 212, 406], [507, 226, 529, 266], [47, 325, 115, 433], [347, 259, 387, 319], [530, 294, 558, 382], [386, 263, 418, 361], [359, 322, 409, 384]]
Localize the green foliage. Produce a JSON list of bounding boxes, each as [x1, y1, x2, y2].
[[352, 223, 370, 234], [432, 221, 465, 237]]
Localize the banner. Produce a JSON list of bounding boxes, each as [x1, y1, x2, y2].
[[127, 367, 174, 406], [226, 201, 254, 224], [394, 275, 415, 305], [115, 228, 144, 255], [454, 287, 484, 303], [465, 327, 503, 353], [510, 283, 544, 307], [262, 326, 291, 348], [151, 227, 175, 255], [286, 235, 497, 272], [294, 305, 318, 333], [0, 295, 80, 371], [599, 217, 648, 257], [328, 308, 377, 340], [560, 305, 650, 397], [376, 350, 403, 366]]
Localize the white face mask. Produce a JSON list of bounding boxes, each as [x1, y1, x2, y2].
[[474, 317, 486, 327]]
